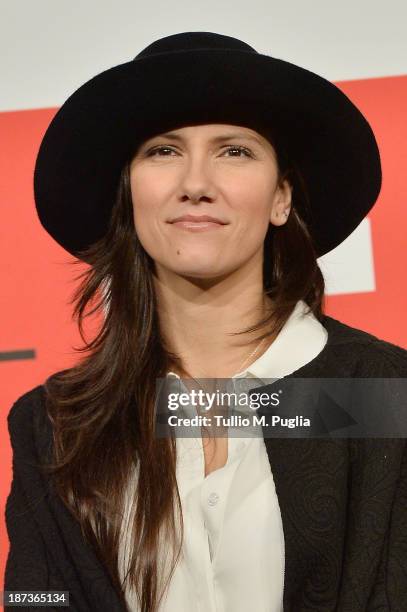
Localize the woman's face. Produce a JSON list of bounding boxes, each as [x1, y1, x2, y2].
[[129, 123, 292, 280]]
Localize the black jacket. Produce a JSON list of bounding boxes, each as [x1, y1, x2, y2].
[[4, 315, 407, 611]]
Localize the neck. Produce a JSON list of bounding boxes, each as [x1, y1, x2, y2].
[[154, 262, 276, 379]]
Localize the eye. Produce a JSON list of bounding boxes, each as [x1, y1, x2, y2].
[[146, 146, 177, 157], [145, 145, 254, 158], [222, 145, 253, 158]]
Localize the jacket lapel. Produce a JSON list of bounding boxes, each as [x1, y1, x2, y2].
[[262, 435, 350, 610]]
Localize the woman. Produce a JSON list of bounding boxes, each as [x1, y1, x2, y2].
[[4, 31, 407, 612]]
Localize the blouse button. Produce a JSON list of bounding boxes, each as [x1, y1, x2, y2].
[[208, 492, 220, 506]]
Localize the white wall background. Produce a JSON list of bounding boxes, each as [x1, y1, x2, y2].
[[1, 0, 407, 112]]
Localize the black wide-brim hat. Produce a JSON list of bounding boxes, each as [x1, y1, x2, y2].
[[34, 31, 382, 259]]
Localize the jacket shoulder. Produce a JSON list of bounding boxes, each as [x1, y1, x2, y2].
[[7, 386, 51, 465], [7, 368, 71, 428], [7, 370, 67, 456], [7, 385, 46, 432], [322, 315, 407, 376]]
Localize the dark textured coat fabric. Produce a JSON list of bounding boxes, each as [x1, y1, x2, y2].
[[3, 314, 407, 612]]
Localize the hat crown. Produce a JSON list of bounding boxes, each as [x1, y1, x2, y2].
[[134, 31, 257, 60]]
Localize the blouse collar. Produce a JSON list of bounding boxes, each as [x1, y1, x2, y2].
[[167, 300, 328, 384]]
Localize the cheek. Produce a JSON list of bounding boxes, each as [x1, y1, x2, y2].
[[235, 216, 270, 251], [130, 173, 165, 235], [234, 198, 273, 251], [230, 180, 273, 231]]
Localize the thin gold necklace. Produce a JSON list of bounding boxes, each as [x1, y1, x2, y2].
[[233, 336, 267, 375], [181, 336, 268, 414], [181, 336, 267, 381]]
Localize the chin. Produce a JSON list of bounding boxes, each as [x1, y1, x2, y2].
[[177, 268, 223, 278], [170, 264, 232, 281]]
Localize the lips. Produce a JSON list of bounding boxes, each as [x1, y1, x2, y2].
[[169, 214, 227, 224]]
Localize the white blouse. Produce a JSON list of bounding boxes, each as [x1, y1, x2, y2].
[[118, 300, 328, 611]]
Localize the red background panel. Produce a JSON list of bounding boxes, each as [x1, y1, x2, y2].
[[324, 75, 407, 344], [1, 75, 406, 587], [0, 109, 100, 584]]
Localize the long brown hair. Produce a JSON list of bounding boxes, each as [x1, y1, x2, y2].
[[40, 129, 325, 611]]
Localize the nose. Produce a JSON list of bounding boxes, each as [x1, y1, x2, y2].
[[177, 153, 216, 204]]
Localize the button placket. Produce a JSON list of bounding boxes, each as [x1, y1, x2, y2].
[[208, 491, 220, 506]]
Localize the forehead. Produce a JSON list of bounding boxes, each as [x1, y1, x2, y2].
[[142, 123, 269, 146]]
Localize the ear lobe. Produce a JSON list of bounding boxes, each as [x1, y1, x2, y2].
[[270, 206, 291, 227], [270, 180, 292, 226]]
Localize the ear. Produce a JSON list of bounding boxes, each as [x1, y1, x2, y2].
[[269, 179, 292, 226]]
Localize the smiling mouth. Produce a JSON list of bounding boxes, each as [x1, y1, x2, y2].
[[170, 220, 226, 232]]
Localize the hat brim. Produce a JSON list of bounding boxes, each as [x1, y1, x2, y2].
[[34, 49, 382, 258]]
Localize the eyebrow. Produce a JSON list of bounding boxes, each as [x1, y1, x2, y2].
[[146, 132, 263, 145]]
